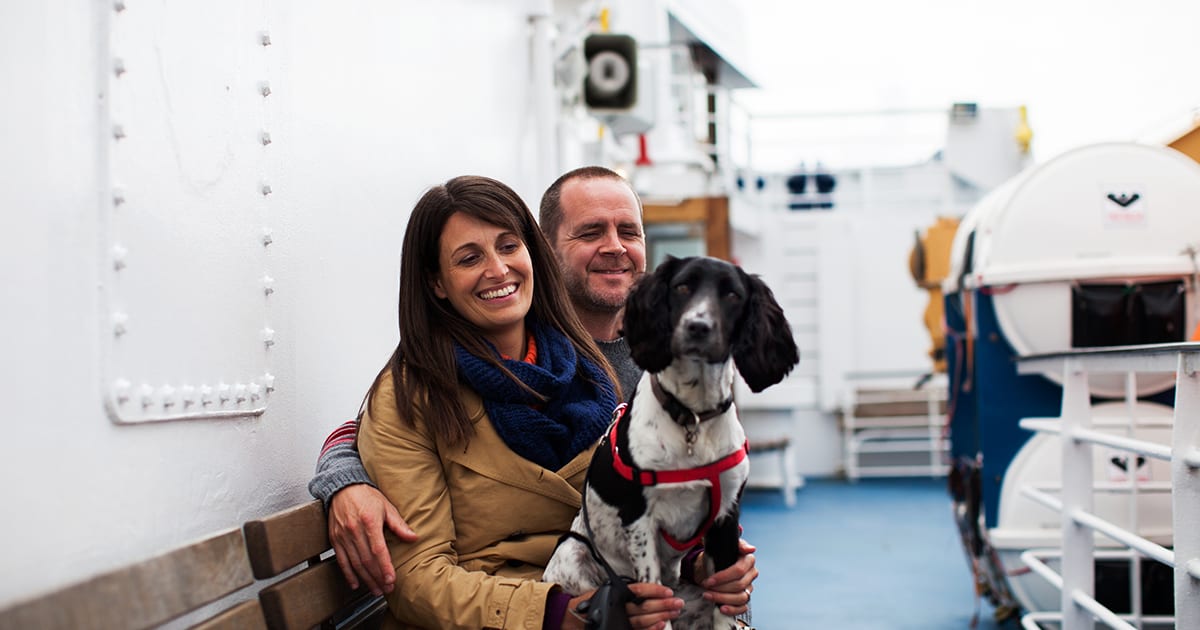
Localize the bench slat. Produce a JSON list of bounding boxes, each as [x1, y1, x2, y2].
[[0, 528, 254, 630], [244, 499, 329, 579], [259, 558, 360, 630], [189, 599, 268, 630], [852, 400, 947, 418]]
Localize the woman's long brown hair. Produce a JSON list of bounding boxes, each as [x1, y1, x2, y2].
[[363, 175, 617, 447]]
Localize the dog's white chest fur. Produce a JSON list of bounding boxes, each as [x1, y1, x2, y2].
[[625, 362, 748, 537]]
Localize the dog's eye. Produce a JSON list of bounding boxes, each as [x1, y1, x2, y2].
[[674, 284, 690, 296], [724, 291, 742, 302]]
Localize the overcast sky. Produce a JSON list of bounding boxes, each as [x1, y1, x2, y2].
[[732, 0, 1200, 170]]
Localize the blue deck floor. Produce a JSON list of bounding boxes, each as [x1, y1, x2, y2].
[[740, 477, 1020, 629]]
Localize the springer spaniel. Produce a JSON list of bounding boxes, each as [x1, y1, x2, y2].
[[545, 256, 800, 629]]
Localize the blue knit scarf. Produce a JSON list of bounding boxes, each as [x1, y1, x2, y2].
[[454, 322, 617, 471]]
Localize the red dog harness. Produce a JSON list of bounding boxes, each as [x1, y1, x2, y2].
[[607, 403, 749, 551]]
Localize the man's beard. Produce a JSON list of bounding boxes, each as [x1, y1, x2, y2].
[[562, 268, 626, 314]]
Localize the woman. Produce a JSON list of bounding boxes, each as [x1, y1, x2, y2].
[[357, 175, 682, 629]]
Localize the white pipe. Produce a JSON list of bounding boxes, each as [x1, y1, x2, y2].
[[1123, 372, 1143, 630], [1059, 362, 1095, 630], [1070, 588, 1139, 630], [1021, 550, 1065, 590], [1020, 418, 1172, 461], [528, 0, 559, 190], [1068, 509, 1174, 567], [1068, 427, 1172, 462], [1022, 612, 1056, 630], [1020, 553, 1140, 630], [1030, 481, 1172, 494], [1172, 354, 1200, 627], [1020, 487, 1175, 567]]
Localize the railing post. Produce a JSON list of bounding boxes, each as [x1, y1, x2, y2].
[[1174, 352, 1200, 628], [1061, 358, 1095, 630]]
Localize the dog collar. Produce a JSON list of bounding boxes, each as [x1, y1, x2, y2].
[[606, 406, 749, 551], [649, 374, 734, 426], [649, 373, 734, 456]]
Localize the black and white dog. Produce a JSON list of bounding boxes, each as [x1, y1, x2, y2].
[[545, 256, 799, 629]]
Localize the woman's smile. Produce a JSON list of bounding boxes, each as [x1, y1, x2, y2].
[[479, 283, 518, 301]]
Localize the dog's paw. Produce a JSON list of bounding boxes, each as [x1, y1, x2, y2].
[[712, 609, 743, 630]]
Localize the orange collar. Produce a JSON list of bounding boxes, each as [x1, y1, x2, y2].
[[500, 333, 537, 364]]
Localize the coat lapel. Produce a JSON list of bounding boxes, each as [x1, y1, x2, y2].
[[445, 392, 595, 508]]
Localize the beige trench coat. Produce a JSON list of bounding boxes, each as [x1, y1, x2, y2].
[[359, 372, 598, 630]]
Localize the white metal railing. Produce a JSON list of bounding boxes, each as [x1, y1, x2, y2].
[[1015, 342, 1200, 629]]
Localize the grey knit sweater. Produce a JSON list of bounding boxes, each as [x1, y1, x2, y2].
[[307, 339, 643, 505]]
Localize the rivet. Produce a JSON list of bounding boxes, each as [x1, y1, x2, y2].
[[248, 383, 262, 402], [112, 187, 126, 206], [263, 373, 276, 393], [217, 382, 232, 404], [259, 81, 271, 97], [260, 131, 272, 146], [112, 244, 128, 270], [113, 58, 126, 77], [112, 125, 126, 140], [262, 228, 274, 246], [139, 383, 155, 409], [112, 312, 128, 336], [261, 183, 272, 196], [113, 379, 132, 405], [180, 385, 196, 407], [262, 327, 276, 347], [262, 275, 275, 295], [159, 385, 177, 408], [260, 31, 272, 46], [234, 383, 248, 403], [200, 384, 214, 406]]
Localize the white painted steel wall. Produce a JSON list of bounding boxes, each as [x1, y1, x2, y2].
[[0, 0, 555, 607], [732, 158, 987, 479]]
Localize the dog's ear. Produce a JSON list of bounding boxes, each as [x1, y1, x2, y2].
[[732, 268, 800, 392], [623, 257, 680, 373]]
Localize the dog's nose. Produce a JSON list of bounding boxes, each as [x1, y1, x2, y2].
[[686, 319, 712, 339]]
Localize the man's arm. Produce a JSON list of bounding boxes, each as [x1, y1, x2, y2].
[[309, 420, 418, 596], [309, 421, 374, 504]]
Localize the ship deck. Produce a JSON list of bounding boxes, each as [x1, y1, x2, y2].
[[742, 477, 1012, 629]]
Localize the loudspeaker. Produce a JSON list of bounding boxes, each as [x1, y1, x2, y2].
[[584, 34, 637, 110]]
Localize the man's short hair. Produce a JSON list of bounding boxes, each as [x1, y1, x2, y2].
[[539, 166, 642, 246]]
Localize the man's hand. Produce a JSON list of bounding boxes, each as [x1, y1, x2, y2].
[[563, 583, 683, 630], [695, 539, 757, 617], [327, 484, 418, 595]]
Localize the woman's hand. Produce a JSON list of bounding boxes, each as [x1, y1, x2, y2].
[[695, 539, 757, 617], [563, 583, 683, 630]]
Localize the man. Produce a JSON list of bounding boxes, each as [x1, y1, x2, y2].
[[309, 167, 756, 618]]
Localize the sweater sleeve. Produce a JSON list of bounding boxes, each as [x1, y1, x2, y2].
[[307, 419, 375, 507]]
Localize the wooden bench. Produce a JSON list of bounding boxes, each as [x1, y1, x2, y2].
[[841, 375, 950, 480], [244, 499, 387, 630], [747, 436, 798, 507], [0, 527, 265, 630], [0, 499, 388, 630]]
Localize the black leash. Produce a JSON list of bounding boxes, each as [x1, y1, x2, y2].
[[556, 491, 643, 630]]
